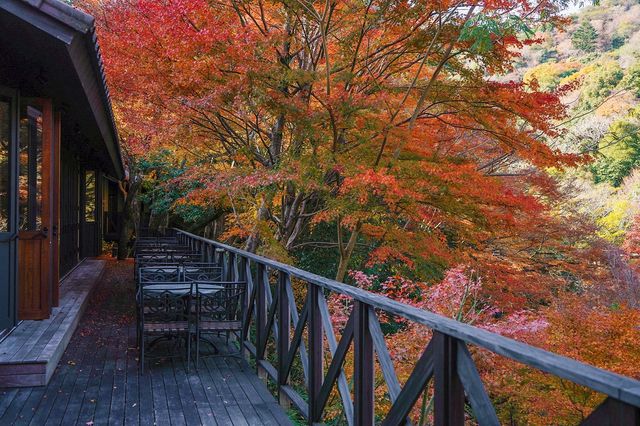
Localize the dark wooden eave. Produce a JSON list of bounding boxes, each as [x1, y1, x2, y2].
[[0, 0, 124, 180]]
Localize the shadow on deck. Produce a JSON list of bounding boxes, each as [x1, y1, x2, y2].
[[0, 260, 292, 426]]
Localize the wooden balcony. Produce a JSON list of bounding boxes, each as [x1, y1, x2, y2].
[[0, 260, 106, 387], [176, 229, 640, 425], [2, 231, 640, 425], [0, 259, 291, 425]]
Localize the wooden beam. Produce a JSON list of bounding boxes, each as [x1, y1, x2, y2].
[[382, 339, 435, 426], [277, 271, 290, 404], [580, 397, 640, 426], [308, 283, 323, 424], [456, 341, 499, 426], [434, 332, 464, 426], [354, 302, 374, 426]]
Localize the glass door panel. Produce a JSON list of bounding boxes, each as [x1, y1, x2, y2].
[[0, 99, 10, 232], [19, 105, 43, 231]]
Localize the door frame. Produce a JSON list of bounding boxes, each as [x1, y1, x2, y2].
[[52, 111, 60, 307], [0, 87, 18, 335], [17, 98, 55, 320]]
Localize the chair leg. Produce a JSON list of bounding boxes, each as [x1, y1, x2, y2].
[[186, 331, 191, 373], [136, 317, 141, 348], [196, 330, 200, 370], [140, 337, 145, 374]]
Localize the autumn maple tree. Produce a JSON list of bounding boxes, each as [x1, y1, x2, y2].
[[86, 0, 575, 279], [77, 0, 640, 422]]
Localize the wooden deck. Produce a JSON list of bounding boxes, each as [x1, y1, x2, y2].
[[0, 260, 292, 426], [0, 260, 106, 387]]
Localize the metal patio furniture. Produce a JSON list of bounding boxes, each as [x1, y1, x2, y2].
[[139, 282, 194, 373], [193, 280, 247, 368]]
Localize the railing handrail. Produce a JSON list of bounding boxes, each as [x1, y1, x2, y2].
[[175, 228, 640, 408]]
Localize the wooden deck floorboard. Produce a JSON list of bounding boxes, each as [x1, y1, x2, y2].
[[0, 260, 106, 387], [0, 259, 292, 426]]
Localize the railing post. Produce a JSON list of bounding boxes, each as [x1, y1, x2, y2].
[[227, 252, 236, 281], [278, 271, 291, 408], [308, 283, 323, 424], [216, 248, 225, 272], [354, 301, 374, 426], [242, 258, 254, 361], [238, 256, 248, 353], [256, 263, 267, 379], [221, 251, 228, 280], [434, 332, 464, 426]]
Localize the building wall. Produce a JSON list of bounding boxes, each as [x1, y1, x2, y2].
[[59, 145, 81, 278]]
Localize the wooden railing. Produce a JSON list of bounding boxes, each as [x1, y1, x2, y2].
[[176, 229, 640, 425]]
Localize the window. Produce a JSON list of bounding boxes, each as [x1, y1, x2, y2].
[[18, 105, 42, 231], [85, 170, 96, 222], [0, 99, 10, 232]]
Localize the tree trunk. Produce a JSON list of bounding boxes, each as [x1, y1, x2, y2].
[[245, 197, 268, 253], [117, 175, 141, 260], [335, 221, 361, 282]]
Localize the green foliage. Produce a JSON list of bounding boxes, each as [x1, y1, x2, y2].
[[591, 113, 640, 186], [572, 21, 599, 52], [610, 35, 626, 50], [459, 14, 535, 53], [597, 198, 631, 242], [523, 61, 580, 90], [621, 60, 640, 97], [138, 149, 214, 224], [540, 48, 559, 63], [579, 61, 624, 110]]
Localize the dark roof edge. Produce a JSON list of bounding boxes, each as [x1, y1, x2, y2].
[[28, 0, 125, 180], [37, 0, 93, 32]]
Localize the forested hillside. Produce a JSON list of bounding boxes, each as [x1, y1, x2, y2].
[[79, 0, 640, 422], [513, 0, 640, 250]]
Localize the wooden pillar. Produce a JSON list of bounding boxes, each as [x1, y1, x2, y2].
[[354, 301, 374, 426], [256, 263, 267, 367], [277, 271, 290, 407], [434, 332, 464, 426], [308, 283, 323, 424], [227, 252, 236, 281]]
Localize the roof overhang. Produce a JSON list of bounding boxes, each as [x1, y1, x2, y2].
[[0, 0, 125, 180]]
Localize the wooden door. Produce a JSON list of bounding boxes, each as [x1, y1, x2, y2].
[[17, 99, 56, 320]]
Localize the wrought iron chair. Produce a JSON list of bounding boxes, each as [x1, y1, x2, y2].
[[136, 266, 182, 346], [183, 265, 223, 282], [171, 253, 203, 263], [138, 266, 182, 284], [193, 280, 247, 368], [134, 254, 173, 280], [139, 283, 194, 373]]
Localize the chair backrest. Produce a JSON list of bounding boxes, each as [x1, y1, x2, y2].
[[172, 253, 202, 262], [135, 255, 174, 279], [136, 253, 173, 264], [196, 281, 247, 327], [141, 283, 193, 324], [182, 262, 221, 268], [184, 266, 223, 282], [139, 266, 182, 283]]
